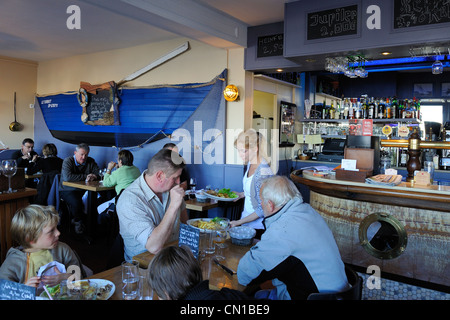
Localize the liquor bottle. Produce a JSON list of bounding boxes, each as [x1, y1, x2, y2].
[[329, 100, 335, 120], [391, 97, 398, 119], [377, 98, 385, 119], [349, 98, 355, 119], [335, 100, 341, 119], [368, 97, 375, 119], [384, 98, 391, 119], [322, 98, 327, 119], [355, 98, 361, 119], [343, 98, 349, 119], [399, 99, 405, 118]]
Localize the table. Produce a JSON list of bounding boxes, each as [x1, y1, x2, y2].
[[89, 239, 255, 300], [25, 173, 42, 180], [133, 239, 254, 291], [185, 198, 218, 218], [62, 181, 114, 238], [0, 188, 37, 262]]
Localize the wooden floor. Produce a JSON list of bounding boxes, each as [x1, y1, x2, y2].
[[58, 225, 113, 274]]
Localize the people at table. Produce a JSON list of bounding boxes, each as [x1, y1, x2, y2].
[[28, 143, 64, 205], [11, 137, 39, 169], [237, 175, 349, 300], [0, 205, 88, 289], [230, 129, 273, 239], [116, 148, 188, 260], [148, 245, 250, 300], [59, 143, 100, 234], [163, 142, 189, 191], [96, 149, 141, 214]]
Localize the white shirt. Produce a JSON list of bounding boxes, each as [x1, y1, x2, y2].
[[241, 166, 264, 230]]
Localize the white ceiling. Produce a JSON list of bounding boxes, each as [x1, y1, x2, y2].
[[0, 0, 287, 62]]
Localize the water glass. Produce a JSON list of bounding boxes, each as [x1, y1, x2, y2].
[[200, 230, 215, 255], [122, 260, 139, 300], [139, 275, 153, 300], [423, 161, 434, 183]]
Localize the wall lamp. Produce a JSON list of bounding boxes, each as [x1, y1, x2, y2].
[[223, 84, 239, 101]]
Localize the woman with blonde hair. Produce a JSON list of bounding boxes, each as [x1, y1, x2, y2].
[[230, 129, 274, 238]]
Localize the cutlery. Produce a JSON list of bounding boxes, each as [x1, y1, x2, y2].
[[213, 258, 236, 275]]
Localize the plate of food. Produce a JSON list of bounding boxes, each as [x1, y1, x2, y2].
[[204, 188, 239, 202], [40, 279, 115, 300], [187, 217, 230, 232]]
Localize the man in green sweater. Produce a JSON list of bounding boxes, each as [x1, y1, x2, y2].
[[97, 149, 141, 214]]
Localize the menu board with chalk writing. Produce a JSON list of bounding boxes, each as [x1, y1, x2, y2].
[[179, 223, 200, 259], [0, 280, 35, 300]]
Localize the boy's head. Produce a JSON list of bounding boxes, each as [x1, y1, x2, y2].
[[11, 205, 60, 250]]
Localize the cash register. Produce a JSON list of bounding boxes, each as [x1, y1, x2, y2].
[[317, 138, 346, 162]]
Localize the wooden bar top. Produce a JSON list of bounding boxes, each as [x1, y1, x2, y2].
[[0, 188, 37, 201], [291, 170, 450, 212]]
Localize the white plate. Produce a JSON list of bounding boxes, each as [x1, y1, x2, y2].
[[39, 279, 115, 300], [187, 218, 230, 232], [203, 191, 239, 202]]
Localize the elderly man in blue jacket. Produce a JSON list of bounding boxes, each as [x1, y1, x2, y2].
[[237, 175, 349, 300]]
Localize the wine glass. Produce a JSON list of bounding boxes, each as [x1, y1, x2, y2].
[[190, 177, 197, 192], [2, 160, 17, 193], [213, 229, 228, 261]]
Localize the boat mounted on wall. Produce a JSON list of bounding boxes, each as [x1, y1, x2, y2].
[[36, 69, 227, 148]]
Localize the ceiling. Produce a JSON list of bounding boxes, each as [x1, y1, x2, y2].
[[0, 0, 288, 62]]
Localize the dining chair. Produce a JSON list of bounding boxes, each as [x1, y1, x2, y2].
[[307, 264, 363, 300], [219, 197, 245, 221]]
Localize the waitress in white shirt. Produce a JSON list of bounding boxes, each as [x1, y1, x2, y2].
[[230, 129, 273, 238]]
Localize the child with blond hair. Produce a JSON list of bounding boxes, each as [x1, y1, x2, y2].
[[0, 205, 87, 289]]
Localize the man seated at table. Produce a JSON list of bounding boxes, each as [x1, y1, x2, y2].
[[237, 175, 349, 300], [11, 138, 39, 169], [163, 142, 189, 191], [11, 138, 40, 188], [148, 246, 250, 300], [116, 148, 188, 260], [59, 143, 100, 234]]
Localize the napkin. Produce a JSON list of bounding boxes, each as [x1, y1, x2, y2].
[[37, 261, 66, 277]]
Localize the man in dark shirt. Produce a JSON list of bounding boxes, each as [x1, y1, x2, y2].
[[11, 138, 39, 168], [59, 143, 99, 234], [11, 138, 39, 187]]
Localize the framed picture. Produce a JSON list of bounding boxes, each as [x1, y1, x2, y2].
[[413, 83, 433, 97], [442, 83, 450, 97]]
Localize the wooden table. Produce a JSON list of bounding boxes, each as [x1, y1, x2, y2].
[[62, 181, 114, 238], [185, 198, 218, 211], [88, 239, 255, 300], [25, 173, 42, 180], [0, 188, 37, 262]]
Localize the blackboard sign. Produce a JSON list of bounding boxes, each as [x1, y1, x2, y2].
[[179, 223, 200, 259], [87, 89, 113, 122], [0, 280, 35, 300], [307, 5, 358, 40], [394, 0, 450, 29], [257, 34, 283, 58]]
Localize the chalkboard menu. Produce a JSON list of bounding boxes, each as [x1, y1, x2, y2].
[[87, 89, 113, 122], [0, 280, 35, 300], [179, 223, 200, 259], [394, 0, 450, 29], [257, 34, 284, 58], [307, 5, 358, 40]]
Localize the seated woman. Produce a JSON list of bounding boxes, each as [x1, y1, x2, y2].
[[97, 149, 141, 214], [29, 143, 64, 205]]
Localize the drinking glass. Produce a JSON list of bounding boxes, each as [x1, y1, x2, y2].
[[121, 260, 139, 300], [139, 275, 153, 300], [2, 160, 17, 193], [213, 229, 228, 261], [423, 161, 435, 183], [190, 177, 197, 192]]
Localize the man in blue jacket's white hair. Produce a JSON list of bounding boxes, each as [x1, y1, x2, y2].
[[237, 175, 349, 300]]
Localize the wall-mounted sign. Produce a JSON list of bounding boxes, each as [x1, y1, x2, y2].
[[257, 34, 283, 58], [394, 0, 450, 29], [307, 5, 358, 40]]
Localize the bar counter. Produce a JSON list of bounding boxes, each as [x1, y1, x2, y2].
[[291, 170, 449, 288]]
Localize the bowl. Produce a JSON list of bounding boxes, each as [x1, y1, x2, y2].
[[195, 191, 208, 202], [229, 226, 256, 246]]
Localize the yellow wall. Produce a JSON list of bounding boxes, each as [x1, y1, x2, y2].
[[0, 56, 37, 149]]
